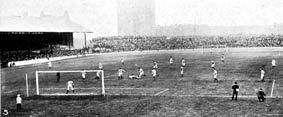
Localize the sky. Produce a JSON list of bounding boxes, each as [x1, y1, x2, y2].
[[0, 0, 283, 36], [156, 0, 283, 26]]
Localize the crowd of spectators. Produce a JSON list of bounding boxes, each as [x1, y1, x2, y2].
[[90, 35, 283, 51], [1, 34, 283, 67], [1, 47, 84, 67]]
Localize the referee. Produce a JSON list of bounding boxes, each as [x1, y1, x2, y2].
[[232, 81, 239, 101]]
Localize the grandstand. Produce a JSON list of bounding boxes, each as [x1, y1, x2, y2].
[[0, 13, 92, 67]]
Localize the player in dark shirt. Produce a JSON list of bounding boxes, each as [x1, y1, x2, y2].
[[56, 72, 60, 82], [256, 88, 266, 102], [232, 81, 239, 100]]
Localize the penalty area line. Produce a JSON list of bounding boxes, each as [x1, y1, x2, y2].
[[264, 113, 283, 116], [271, 80, 275, 97], [167, 94, 283, 98], [154, 89, 169, 96], [3, 89, 20, 94]]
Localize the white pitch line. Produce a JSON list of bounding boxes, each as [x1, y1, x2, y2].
[[104, 87, 162, 90], [3, 90, 19, 94], [4, 88, 283, 99], [104, 79, 152, 81], [154, 89, 169, 96], [40, 93, 153, 96], [2, 89, 24, 94], [271, 80, 275, 97], [265, 114, 283, 116], [38, 93, 283, 98], [41, 93, 98, 96], [40, 87, 162, 90], [175, 95, 257, 98], [168, 94, 283, 98]]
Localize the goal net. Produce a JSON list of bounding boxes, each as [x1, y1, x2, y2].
[[35, 70, 105, 96], [201, 45, 228, 54]]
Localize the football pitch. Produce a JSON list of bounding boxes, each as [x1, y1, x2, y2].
[[1, 47, 283, 116]]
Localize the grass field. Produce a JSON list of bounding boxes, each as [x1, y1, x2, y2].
[[1, 47, 283, 116]]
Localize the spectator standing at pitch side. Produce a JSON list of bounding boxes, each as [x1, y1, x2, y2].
[[232, 82, 239, 101], [16, 94, 22, 112]]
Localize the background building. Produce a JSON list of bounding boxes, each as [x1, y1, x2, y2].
[[117, 0, 156, 36]]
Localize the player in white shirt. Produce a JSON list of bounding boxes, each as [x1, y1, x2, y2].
[[181, 58, 186, 67], [138, 67, 144, 78], [260, 69, 265, 82], [96, 71, 100, 79], [48, 61, 52, 69], [153, 61, 158, 69], [169, 56, 173, 65], [152, 68, 157, 80], [8, 62, 11, 67], [128, 74, 139, 79], [180, 66, 184, 77], [98, 63, 103, 70], [81, 70, 86, 80], [16, 94, 22, 112], [213, 69, 218, 81], [66, 81, 75, 94], [211, 61, 215, 69], [272, 59, 276, 68], [118, 68, 126, 79]]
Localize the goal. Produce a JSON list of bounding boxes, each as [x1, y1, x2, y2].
[[35, 70, 105, 96], [201, 45, 228, 54]]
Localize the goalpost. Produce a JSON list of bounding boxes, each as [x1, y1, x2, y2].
[[201, 45, 228, 54], [35, 70, 105, 96]]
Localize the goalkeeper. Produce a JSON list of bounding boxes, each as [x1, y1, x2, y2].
[[256, 88, 266, 102], [66, 80, 75, 94]]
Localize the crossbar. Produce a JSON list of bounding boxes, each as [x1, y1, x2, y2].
[[36, 70, 102, 73]]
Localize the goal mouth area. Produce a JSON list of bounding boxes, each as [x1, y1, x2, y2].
[[30, 93, 283, 101], [29, 94, 107, 100], [36, 87, 167, 96], [35, 70, 105, 96]]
